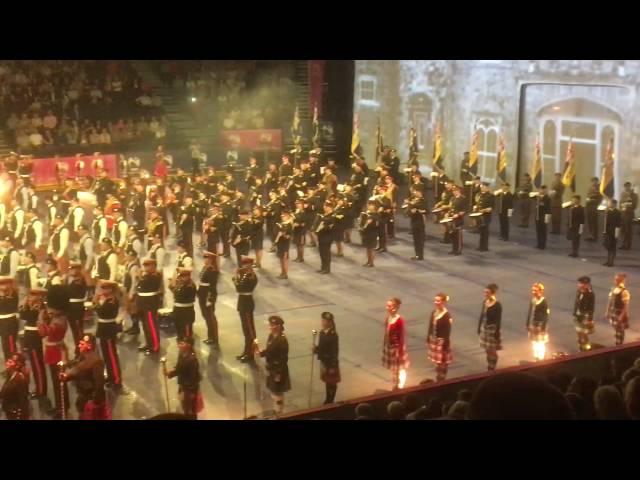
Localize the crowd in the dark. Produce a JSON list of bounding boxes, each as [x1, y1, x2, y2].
[[0, 60, 167, 153], [154, 60, 297, 131], [350, 357, 640, 420]]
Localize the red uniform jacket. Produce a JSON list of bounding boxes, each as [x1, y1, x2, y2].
[[38, 314, 68, 365]]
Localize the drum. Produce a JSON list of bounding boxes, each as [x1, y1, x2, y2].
[[439, 217, 453, 224], [432, 208, 444, 214], [469, 212, 483, 217]]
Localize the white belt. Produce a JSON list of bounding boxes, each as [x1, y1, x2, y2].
[[69, 298, 86, 303], [199, 283, 210, 286], [238, 292, 253, 296], [174, 302, 195, 308], [138, 291, 160, 297], [45, 340, 63, 346], [98, 318, 117, 323], [24, 326, 39, 331], [0, 313, 17, 319]]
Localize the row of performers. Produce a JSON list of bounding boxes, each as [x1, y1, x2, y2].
[[381, 272, 631, 390]]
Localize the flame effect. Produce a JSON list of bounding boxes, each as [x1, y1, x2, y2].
[[399, 369, 407, 389], [533, 341, 546, 361]]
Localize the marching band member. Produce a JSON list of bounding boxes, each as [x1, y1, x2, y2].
[[178, 195, 196, 257], [230, 210, 253, 267], [567, 194, 585, 257], [427, 292, 453, 381], [606, 273, 630, 345], [136, 258, 163, 356], [404, 188, 427, 260], [250, 206, 264, 268], [8, 198, 25, 245], [19, 286, 47, 398], [66, 196, 85, 233], [0, 237, 20, 277], [76, 224, 95, 297], [48, 214, 71, 273], [383, 175, 397, 239], [65, 261, 87, 354], [0, 277, 19, 362], [533, 185, 551, 250], [332, 196, 348, 258], [447, 186, 466, 255], [44, 257, 62, 289], [517, 173, 533, 228], [254, 315, 290, 415], [170, 267, 197, 341], [359, 201, 379, 267], [22, 210, 44, 259], [372, 186, 391, 253], [474, 182, 494, 252], [0, 352, 30, 419], [573, 276, 595, 352], [199, 252, 219, 347], [549, 172, 565, 235], [382, 297, 409, 391], [147, 234, 166, 269], [585, 177, 603, 241], [274, 210, 293, 279], [123, 248, 141, 336], [233, 256, 258, 364], [93, 280, 123, 390], [94, 238, 118, 282], [313, 201, 336, 274], [125, 224, 143, 258], [92, 205, 109, 243], [292, 199, 306, 263], [495, 182, 514, 241], [111, 208, 128, 251], [17, 251, 40, 301], [526, 283, 550, 361], [477, 284, 502, 371], [619, 182, 638, 250], [603, 198, 622, 267], [146, 207, 165, 250], [165, 336, 203, 418]]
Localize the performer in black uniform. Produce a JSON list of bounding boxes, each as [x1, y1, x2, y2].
[[65, 261, 87, 355], [549, 172, 565, 235], [474, 182, 494, 252], [233, 257, 258, 363], [254, 315, 290, 415], [573, 276, 595, 352], [427, 292, 453, 381], [534, 185, 551, 249], [619, 182, 638, 250], [166, 336, 202, 418], [477, 284, 502, 371], [602, 198, 622, 267], [19, 286, 47, 398], [404, 188, 427, 260], [275, 210, 293, 279], [0, 276, 19, 361], [313, 312, 341, 405], [495, 182, 514, 241], [526, 282, 550, 361], [123, 248, 141, 335], [198, 252, 219, 347], [94, 280, 123, 390], [585, 177, 603, 241], [250, 206, 264, 268], [230, 210, 253, 268], [447, 187, 466, 255], [606, 273, 631, 345], [292, 199, 306, 263], [517, 173, 533, 228], [567, 194, 585, 257], [0, 352, 30, 419], [314, 201, 336, 274], [359, 201, 379, 267], [170, 268, 197, 342], [136, 258, 163, 355]]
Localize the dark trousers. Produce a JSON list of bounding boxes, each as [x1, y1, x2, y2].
[[569, 231, 581, 256], [180, 228, 194, 257], [99, 336, 122, 386], [412, 225, 425, 258], [479, 224, 489, 250], [0, 317, 19, 361], [49, 363, 69, 416], [198, 292, 218, 343], [221, 229, 231, 257], [25, 333, 47, 396], [499, 213, 509, 240], [450, 227, 463, 254], [606, 246, 617, 266], [234, 244, 250, 268], [586, 206, 598, 239], [377, 220, 387, 250], [173, 307, 195, 341], [238, 309, 256, 357], [318, 239, 332, 272], [520, 200, 531, 227], [67, 305, 85, 353], [551, 206, 562, 234], [387, 213, 395, 238], [621, 212, 634, 249], [325, 384, 337, 404], [536, 219, 547, 249], [141, 309, 161, 353]]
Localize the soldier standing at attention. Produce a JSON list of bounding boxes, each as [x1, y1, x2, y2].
[[619, 182, 638, 250], [517, 173, 533, 228], [233, 257, 258, 364], [549, 172, 565, 234], [567, 195, 585, 258], [585, 177, 603, 242]]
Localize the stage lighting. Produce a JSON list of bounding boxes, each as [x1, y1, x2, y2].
[[191, 97, 197, 103]]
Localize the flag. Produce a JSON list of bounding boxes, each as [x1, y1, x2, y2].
[[311, 103, 320, 147], [432, 124, 443, 170], [496, 135, 507, 182], [409, 125, 419, 163], [600, 136, 615, 198], [375, 117, 384, 164], [532, 136, 542, 188], [469, 130, 479, 175], [351, 113, 363, 158], [561, 138, 576, 192]]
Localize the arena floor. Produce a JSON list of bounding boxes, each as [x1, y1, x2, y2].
[[27, 211, 640, 420]]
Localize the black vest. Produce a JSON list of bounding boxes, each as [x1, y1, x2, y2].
[[97, 250, 115, 280], [113, 219, 126, 245], [92, 215, 105, 240], [9, 208, 23, 233], [149, 244, 161, 261], [124, 260, 139, 293], [18, 264, 39, 289], [0, 248, 15, 275], [79, 236, 92, 264], [25, 218, 39, 245]]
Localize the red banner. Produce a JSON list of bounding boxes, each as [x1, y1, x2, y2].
[[308, 60, 326, 116], [32, 154, 119, 185], [220, 129, 282, 150]]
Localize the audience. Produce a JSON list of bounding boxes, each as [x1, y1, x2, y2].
[[624, 377, 640, 419], [593, 386, 629, 420]]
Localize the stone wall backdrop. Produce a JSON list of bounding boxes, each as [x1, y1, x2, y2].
[[354, 60, 640, 199]]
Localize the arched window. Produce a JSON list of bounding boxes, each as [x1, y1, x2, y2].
[[475, 118, 499, 180]]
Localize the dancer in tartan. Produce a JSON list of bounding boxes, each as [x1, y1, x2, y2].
[[381, 298, 409, 390], [573, 276, 595, 351], [477, 284, 502, 371], [427, 293, 453, 381]]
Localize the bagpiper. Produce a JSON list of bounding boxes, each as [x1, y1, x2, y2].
[[254, 315, 290, 415]]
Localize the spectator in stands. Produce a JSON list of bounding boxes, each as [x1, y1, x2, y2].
[[89, 128, 101, 145], [446, 401, 470, 420], [31, 113, 43, 129], [402, 393, 423, 419], [594, 386, 629, 420], [468, 373, 574, 420], [566, 376, 597, 418], [387, 401, 406, 420], [29, 129, 43, 148], [99, 128, 111, 145], [16, 130, 30, 150], [622, 367, 640, 384], [547, 371, 574, 394], [43, 110, 57, 130], [457, 389, 473, 402], [565, 393, 589, 420], [421, 397, 444, 419], [625, 377, 640, 420], [355, 402, 374, 420], [6, 112, 18, 131]]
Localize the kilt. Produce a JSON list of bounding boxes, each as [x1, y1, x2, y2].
[[573, 314, 594, 334], [251, 230, 264, 251], [608, 310, 629, 330], [527, 324, 549, 343], [381, 344, 409, 370], [292, 229, 305, 247], [276, 239, 290, 258], [266, 367, 291, 394], [332, 224, 345, 243], [361, 230, 377, 249], [479, 324, 502, 351], [427, 335, 452, 365], [320, 364, 341, 384]]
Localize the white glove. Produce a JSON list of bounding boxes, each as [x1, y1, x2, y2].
[[507, 209, 513, 218], [615, 227, 621, 239], [544, 214, 551, 224], [578, 224, 584, 235]]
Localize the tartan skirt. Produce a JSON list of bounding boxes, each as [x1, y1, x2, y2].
[[573, 314, 595, 335], [527, 324, 549, 343], [381, 345, 409, 371], [427, 335, 453, 365], [609, 310, 629, 330], [320, 364, 341, 384], [479, 324, 502, 351]]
